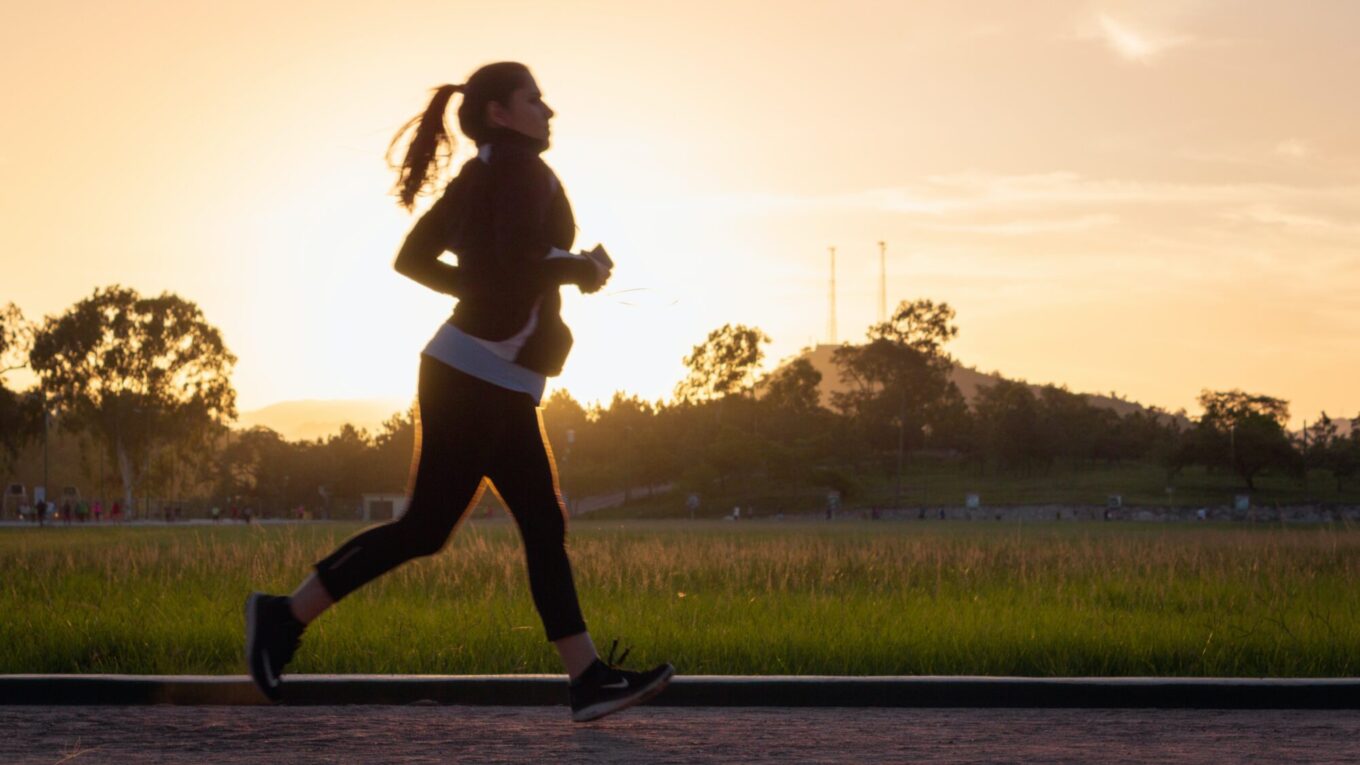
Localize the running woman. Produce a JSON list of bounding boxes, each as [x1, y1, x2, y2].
[[245, 62, 674, 722]]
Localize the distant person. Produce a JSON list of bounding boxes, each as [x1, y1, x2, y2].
[[245, 63, 672, 722], [63, 500, 73, 524], [211, 506, 221, 523], [76, 500, 89, 523], [92, 500, 102, 523], [35, 499, 46, 526]]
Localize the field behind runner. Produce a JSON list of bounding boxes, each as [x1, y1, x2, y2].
[[4, 521, 1359, 677]]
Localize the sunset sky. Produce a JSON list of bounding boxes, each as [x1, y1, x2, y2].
[[3, 1, 1357, 426]]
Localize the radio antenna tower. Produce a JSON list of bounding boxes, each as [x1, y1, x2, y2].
[[828, 246, 837, 345], [878, 241, 887, 324]]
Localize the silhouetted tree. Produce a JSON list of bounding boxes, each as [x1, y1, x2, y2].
[[756, 356, 837, 459], [1328, 416, 1360, 492], [371, 405, 417, 494], [217, 426, 291, 511], [1115, 406, 1178, 465], [760, 357, 822, 415], [29, 286, 237, 514], [1194, 389, 1295, 490], [541, 390, 588, 462], [0, 303, 32, 381], [590, 393, 670, 502], [1036, 385, 1120, 467], [675, 324, 770, 402], [972, 378, 1045, 471], [1305, 413, 1360, 492], [1302, 413, 1339, 487], [868, 298, 959, 355], [705, 424, 763, 492], [322, 424, 376, 509], [0, 303, 42, 471], [833, 300, 963, 457]]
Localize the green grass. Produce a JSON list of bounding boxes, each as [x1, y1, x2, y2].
[[4, 521, 1359, 676]]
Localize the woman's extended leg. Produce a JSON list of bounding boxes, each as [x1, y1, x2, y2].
[[307, 360, 491, 609], [246, 357, 491, 700]]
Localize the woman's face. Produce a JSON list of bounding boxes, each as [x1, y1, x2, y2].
[[488, 75, 554, 143]]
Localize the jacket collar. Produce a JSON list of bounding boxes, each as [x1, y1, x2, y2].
[[478, 126, 549, 155]]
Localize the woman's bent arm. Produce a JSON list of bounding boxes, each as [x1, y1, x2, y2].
[[393, 196, 466, 296]]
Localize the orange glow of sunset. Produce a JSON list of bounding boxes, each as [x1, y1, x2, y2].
[[2, 1, 1358, 426]]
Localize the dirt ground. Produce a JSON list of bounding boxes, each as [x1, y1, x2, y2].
[[2, 705, 1356, 764]]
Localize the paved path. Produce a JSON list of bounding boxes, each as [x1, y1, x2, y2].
[[3, 705, 1357, 764]]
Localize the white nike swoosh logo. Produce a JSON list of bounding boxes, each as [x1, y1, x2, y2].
[[602, 679, 629, 689], [262, 649, 277, 687]]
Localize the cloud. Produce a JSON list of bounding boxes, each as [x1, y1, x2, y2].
[[905, 213, 1120, 236], [1092, 13, 1193, 63], [873, 173, 1360, 220], [967, 24, 1005, 39], [659, 174, 1360, 280], [1275, 139, 1310, 158], [1222, 204, 1360, 235], [667, 173, 1360, 225]]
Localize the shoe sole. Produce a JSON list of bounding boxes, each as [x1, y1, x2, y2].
[[571, 664, 675, 723], [244, 593, 281, 702]]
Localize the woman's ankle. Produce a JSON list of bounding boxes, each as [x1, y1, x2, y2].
[[287, 573, 334, 626], [554, 631, 599, 680], [285, 597, 310, 626]]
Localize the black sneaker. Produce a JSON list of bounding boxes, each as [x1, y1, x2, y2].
[[245, 592, 305, 702], [569, 641, 675, 722]]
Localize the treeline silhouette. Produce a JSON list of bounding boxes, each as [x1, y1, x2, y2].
[[2, 288, 1358, 518]]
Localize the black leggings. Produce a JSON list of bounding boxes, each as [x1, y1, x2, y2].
[[312, 355, 587, 641]]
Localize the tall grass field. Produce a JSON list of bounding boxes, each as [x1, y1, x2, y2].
[[4, 520, 1358, 676]]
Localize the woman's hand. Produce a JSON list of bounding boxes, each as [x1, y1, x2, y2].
[[581, 244, 613, 294]]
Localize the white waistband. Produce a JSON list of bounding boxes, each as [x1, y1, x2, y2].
[[422, 322, 547, 404]]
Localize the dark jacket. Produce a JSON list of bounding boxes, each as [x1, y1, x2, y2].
[[394, 127, 599, 376]]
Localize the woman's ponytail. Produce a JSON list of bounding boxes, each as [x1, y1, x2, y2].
[[387, 83, 462, 212]]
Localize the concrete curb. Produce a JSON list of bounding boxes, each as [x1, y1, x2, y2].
[[2, 675, 1358, 709]]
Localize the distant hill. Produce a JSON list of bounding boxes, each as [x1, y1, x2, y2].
[[237, 398, 411, 442], [791, 344, 1183, 424]]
